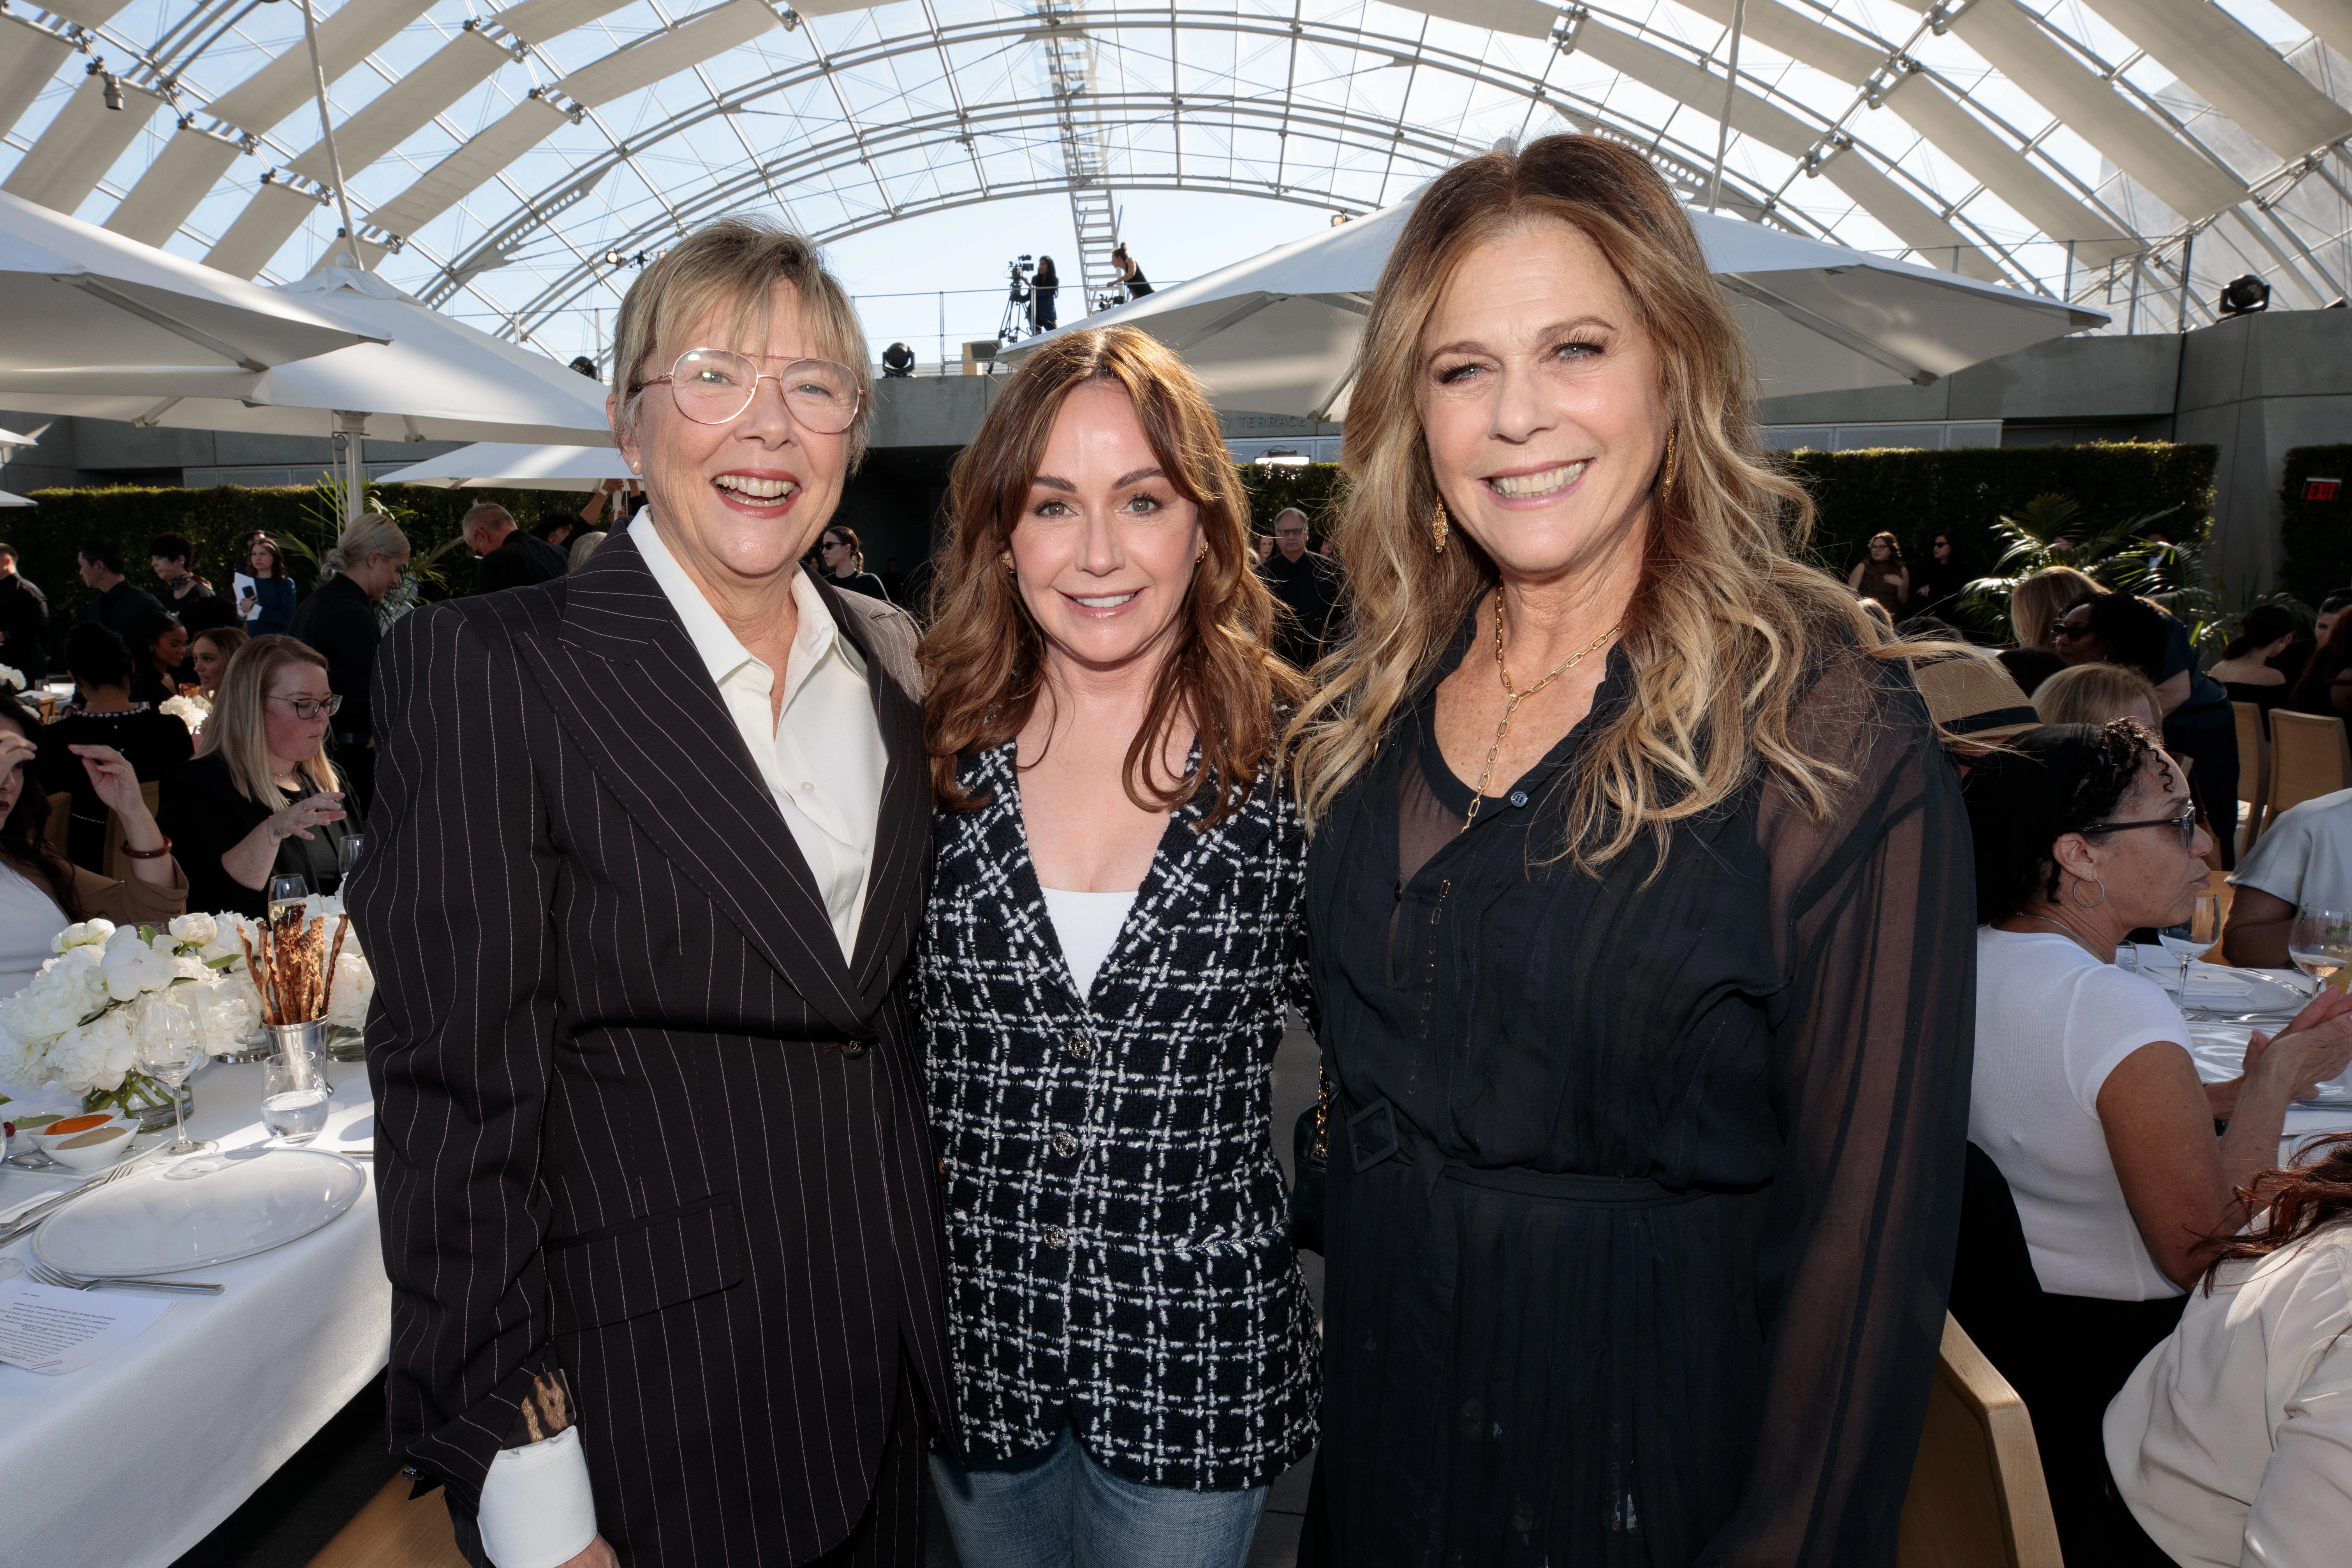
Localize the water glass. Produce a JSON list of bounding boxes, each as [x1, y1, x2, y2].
[[261, 1055, 331, 1146], [2289, 907, 2352, 995]]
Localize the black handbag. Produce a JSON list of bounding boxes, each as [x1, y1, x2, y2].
[[1288, 1067, 1331, 1255]]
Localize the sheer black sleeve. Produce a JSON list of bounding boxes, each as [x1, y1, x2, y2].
[[1699, 651, 1977, 1566]]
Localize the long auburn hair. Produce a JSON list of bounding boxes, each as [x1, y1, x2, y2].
[[203, 634, 338, 809], [1286, 135, 1896, 869], [2200, 1134, 2352, 1292], [921, 326, 1305, 825], [0, 693, 79, 920]]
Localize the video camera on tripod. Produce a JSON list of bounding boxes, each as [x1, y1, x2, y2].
[[1000, 255, 1037, 343]]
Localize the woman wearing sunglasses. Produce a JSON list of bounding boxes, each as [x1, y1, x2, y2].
[[1958, 720, 2352, 1566], [157, 633, 348, 919]]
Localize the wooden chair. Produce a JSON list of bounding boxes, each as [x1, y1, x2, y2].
[[40, 791, 67, 858], [98, 780, 161, 884], [2267, 709, 2352, 828], [304, 1474, 466, 1568], [2235, 700, 2272, 852], [1896, 1313, 2063, 1568]]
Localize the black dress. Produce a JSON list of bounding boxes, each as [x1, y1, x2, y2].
[[1301, 616, 1976, 1566], [156, 751, 348, 918], [37, 705, 194, 873]]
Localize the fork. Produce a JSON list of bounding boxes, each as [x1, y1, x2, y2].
[[25, 1258, 222, 1295], [0, 1154, 150, 1246]]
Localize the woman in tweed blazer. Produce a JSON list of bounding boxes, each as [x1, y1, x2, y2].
[[918, 326, 1319, 1566]]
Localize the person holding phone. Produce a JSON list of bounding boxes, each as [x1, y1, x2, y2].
[[236, 534, 299, 637]]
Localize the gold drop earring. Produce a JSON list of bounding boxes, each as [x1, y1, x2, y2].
[[1659, 425, 1678, 492], [1430, 496, 1449, 555]]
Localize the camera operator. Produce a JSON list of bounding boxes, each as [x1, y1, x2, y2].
[[1033, 255, 1061, 332], [1113, 242, 1152, 299]]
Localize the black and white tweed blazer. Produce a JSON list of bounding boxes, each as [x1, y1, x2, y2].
[[921, 741, 1320, 1492]]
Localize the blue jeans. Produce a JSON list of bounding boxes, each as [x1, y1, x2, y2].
[[928, 1424, 1268, 1568]]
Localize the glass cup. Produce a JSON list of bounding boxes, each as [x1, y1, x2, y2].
[[2289, 907, 2352, 996], [136, 998, 215, 1157], [267, 873, 308, 925], [260, 1054, 330, 1146], [2159, 892, 2225, 1014]]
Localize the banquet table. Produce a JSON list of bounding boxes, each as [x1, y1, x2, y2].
[[0, 1059, 386, 1568], [2149, 954, 2352, 1160]]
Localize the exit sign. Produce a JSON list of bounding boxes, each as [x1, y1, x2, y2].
[[2308, 477, 2343, 501]]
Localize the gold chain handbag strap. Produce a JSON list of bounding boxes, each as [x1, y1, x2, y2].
[[1312, 1065, 1332, 1159]]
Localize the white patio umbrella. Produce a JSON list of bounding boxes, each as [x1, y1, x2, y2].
[[1021, 197, 2108, 419], [0, 426, 45, 449], [0, 492, 34, 507], [377, 442, 631, 491], [0, 190, 379, 378], [0, 266, 616, 519]]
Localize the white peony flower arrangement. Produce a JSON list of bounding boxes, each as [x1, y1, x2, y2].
[[0, 912, 374, 1113], [0, 665, 24, 692], [158, 692, 209, 734]]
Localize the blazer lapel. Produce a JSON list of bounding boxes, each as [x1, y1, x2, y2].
[[822, 586, 931, 1007], [518, 534, 866, 1037]]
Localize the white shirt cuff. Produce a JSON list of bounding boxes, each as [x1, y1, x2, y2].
[[476, 1426, 598, 1568]]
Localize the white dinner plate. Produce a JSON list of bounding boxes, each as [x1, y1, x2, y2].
[[2184, 1023, 2352, 1105], [2149, 962, 2308, 1016], [33, 1147, 364, 1278]]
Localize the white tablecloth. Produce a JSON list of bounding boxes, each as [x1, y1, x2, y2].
[[0, 1060, 387, 1568]]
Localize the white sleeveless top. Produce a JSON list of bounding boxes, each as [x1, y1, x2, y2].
[[1041, 887, 1137, 996]]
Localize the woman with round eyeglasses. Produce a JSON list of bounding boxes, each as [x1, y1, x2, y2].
[[158, 634, 347, 919], [1960, 720, 2352, 1564], [819, 523, 891, 601]]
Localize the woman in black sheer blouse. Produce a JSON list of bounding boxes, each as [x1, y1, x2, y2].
[[1284, 137, 1975, 1566]]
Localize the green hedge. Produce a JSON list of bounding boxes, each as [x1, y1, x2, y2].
[[1236, 463, 1348, 540], [6, 483, 599, 666], [2279, 445, 2352, 609], [1778, 441, 2218, 583]]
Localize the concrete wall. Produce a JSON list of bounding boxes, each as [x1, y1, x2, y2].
[[1758, 313, 2352, 594], [0, 406, 468, 493]]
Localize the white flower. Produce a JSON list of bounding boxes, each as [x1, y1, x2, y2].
[[0, 665, 24, 691], [158, 693, 208, 734], [100, 939, 176, 1001], [51, 919, 114, 955], [167, 913, 217, 949], [325, 950, 375, 1030]]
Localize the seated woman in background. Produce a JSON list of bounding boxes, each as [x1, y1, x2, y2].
[[38, 623, 192, 873], [158, 635, 347, 919], [2209, 604, 2299, 716], [2034, 661, 2161, 730], [2291, 606, 2352, 720], [188, 625, 246, 700], [1846, 530, 1910, 615], [2056, 589, 2241, 867], [2107, 1133, 2352, 1564], [0, 693, 183, 998], [1961, 722, 2352, 1566], [126, 608, 188, 708]]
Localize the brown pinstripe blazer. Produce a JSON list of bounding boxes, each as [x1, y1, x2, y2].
[[350, 533, 954, 1567]]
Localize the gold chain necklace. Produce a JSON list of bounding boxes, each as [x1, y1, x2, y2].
[[1461, 593, 1620, 831]]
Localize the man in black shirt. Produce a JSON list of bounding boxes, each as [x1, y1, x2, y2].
[[147, 531, 237, 642], [1257, 507, 1343, 669], [78, 537, 167, 643], [463, 503, 570, 595], [0, 543, 49, 674]]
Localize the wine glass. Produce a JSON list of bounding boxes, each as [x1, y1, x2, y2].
[[260, 1054, 331, 1145], [2159, 892, 2225, 1014], [2289, 907, 2352, 996], [267, 873, 308, 924], [337, 832, 364, 882], [136, 999, 215, 1157]]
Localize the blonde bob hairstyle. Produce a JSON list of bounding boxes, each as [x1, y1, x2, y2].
[[319, 512, 409, 585], [1288, 134, 1898, 868], [2032, 660, 2161, 728], [202, 634, 338, 809], [2011, 565, 2102, 652], [920, 326, 1305, 826], [610, 215, 874, 470]]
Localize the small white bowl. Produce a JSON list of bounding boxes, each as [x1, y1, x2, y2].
[[30, 1114, 132, 1159], [46, 1121, 135, 1171]]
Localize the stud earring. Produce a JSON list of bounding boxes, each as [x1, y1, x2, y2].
[[1000, 551, 1015, 575], [1430, 496, 1449, 555]]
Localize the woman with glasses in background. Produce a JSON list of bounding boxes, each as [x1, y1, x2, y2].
[[1959, 720, 2352, 1565], [819, 522, 891, 600], [158, 634, 347, 919]]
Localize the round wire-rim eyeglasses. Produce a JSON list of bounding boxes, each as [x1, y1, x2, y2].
[[632, 348, 862, 433]]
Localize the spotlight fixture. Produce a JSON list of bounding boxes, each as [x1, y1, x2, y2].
[[602, 249, 625, 266], [880, 342, 916, 378], [2218, 274, 2272, 317], [100, 73, 123, 112], [1330, 212, 1349, 226]]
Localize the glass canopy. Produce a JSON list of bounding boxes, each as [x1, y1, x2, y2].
[[5, 0, 2349, 367]]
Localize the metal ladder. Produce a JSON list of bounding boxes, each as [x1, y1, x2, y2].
[[1038, 0, 1121, 313]]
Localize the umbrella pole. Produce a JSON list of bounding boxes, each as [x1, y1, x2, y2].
[[1706, 0, 1746, 214], [333, 410, 366, 524], [298, 0, 363, 269]]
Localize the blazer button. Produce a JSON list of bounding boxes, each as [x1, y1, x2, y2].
[[841, 1039, 869, 1059], [1043, 1225, 1068, 1247], [1064, 1034, 1094, 1060], [1050, 1132, 1078, 1157]]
